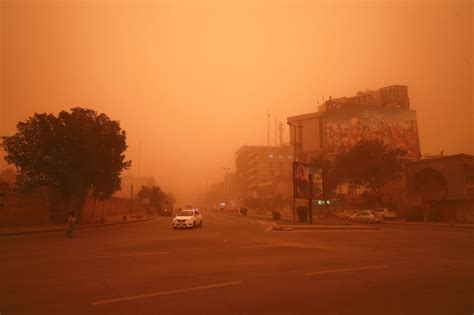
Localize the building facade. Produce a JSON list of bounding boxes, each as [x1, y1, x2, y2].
[[287, 85, 420, 163], [404, 154, 474, 223], [235, 145, 293, 208]]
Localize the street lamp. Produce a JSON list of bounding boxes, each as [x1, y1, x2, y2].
[[223, 167, 230, 211], [287, 122, 303, 222]]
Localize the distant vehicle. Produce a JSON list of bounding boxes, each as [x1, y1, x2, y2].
[[349, 210, 383, 223], [172, 209, 203, 229], [374, 208, 398, 219], [159, 207, 173, 216]]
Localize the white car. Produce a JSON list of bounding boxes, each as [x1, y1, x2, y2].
[[172, 209, 203, 229], [375, 208, 398, 219], [349, 210, 383, 223]]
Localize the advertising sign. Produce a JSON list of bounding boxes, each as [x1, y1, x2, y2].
[[325, 108, 420, 159], [292, 162, 323, 199]]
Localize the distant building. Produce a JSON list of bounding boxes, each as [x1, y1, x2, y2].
[[287, 85, 420, 163], [405, 153, 474, 223], [235, 145, 293, 208]]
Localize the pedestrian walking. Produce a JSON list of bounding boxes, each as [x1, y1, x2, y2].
[[65, 209, 77, 238]]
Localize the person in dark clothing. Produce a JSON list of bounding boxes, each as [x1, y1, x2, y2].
[[65, 209, 77, 238]]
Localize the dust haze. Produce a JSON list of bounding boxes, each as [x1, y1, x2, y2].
[[1, 1, 472, 204]]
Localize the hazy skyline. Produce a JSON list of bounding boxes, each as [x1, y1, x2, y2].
[[1, 1, 472, 205]]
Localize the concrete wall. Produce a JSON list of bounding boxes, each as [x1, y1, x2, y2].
[[0, 188, 51, 226], [0, 187, 141, 226]]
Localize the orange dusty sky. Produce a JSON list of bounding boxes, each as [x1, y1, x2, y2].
[[1, 1, 472, 204]]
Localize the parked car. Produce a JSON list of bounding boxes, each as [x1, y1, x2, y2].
[[349, 210, 384, 223], [374, 208, 398, 220], [172, 209, 203, 229], [336, 209, 356, 219]]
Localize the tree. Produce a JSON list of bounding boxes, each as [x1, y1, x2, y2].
[[137, 185, 175, 209], [3, 107, 131, 221], [335, 139, 406, 204]]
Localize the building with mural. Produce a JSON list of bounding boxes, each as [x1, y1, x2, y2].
[[287, 85, 420, 163], [287, 85, 421, 210]]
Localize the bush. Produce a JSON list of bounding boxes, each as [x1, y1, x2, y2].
[[272, 211, 281, 220], [296, 206, 308, 222], [240, 207, 248, 216]]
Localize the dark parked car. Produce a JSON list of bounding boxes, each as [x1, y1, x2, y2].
[[159, 207, 173, 216]]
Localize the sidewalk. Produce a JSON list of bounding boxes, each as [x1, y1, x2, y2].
[[0, 214, 158, 237], [273, 224, 380, 231], [383, 220, 474, 229]]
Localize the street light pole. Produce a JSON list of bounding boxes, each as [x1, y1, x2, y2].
[[287, 122, 303, 222], [223, 168, 230, 211]]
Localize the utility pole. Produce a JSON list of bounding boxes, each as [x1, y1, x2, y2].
[[223, 167, 230, 210], [129, 184, 134, 217], [267, 111, 270, 146], [287, 122, 304, 222], [137, 140, 142, 177], [274, 116, 277, 147]]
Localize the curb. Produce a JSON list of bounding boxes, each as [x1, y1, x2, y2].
[[273, 225, 380, 231], [0, 216, 159, 237], [383, 221, 474, 229]]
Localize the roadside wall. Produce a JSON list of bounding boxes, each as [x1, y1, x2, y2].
[[0, 186, 141, 226]]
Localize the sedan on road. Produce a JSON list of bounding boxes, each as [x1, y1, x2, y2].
[[349, 210, 384, 223], [172, 209, 203, 229]]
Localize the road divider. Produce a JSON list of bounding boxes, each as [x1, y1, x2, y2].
[[91, 281, 243, 306]]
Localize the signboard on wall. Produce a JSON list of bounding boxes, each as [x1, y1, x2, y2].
[[292, 162, 323, 199]]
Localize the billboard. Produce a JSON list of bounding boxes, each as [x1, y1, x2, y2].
[[324, 108, 420, 159], [293, 162, 323, 199]]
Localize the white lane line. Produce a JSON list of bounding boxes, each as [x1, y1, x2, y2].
[[305, 265, 388, 276], [82, 251, 170, 259], [240, 244, 288, 249], [91, 281, 243, 306], [442, 258, 474, 263], [264, 226, 274, 232]]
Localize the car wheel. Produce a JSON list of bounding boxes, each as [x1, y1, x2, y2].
[[199, 220, 203, 227], [193, 222, 196, 228]]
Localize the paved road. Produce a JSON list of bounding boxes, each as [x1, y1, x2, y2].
[[1, 212, 473, 315]]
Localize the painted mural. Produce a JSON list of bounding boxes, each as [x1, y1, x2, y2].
[[325, 109, 420, 158]]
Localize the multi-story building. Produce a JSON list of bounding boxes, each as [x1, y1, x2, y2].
[[287, 85, 420, 163], [235, 145, 293, 207]]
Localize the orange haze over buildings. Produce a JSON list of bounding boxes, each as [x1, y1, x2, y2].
[[1, 1, 472, 204]]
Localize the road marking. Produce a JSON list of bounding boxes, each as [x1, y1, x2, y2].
[[240, 244, 288, 249], [264, 226, 274, 232], [91, 281, 243, 306], [305, 265, 388, 276], [442, 258, 474, 263], [82, 251, 170, 259]]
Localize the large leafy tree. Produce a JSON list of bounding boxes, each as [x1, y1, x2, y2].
[[3, 107, 131, 221], [335, 139, 406, 203]]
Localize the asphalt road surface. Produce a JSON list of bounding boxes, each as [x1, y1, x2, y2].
[[1, 211, 473, 315]]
